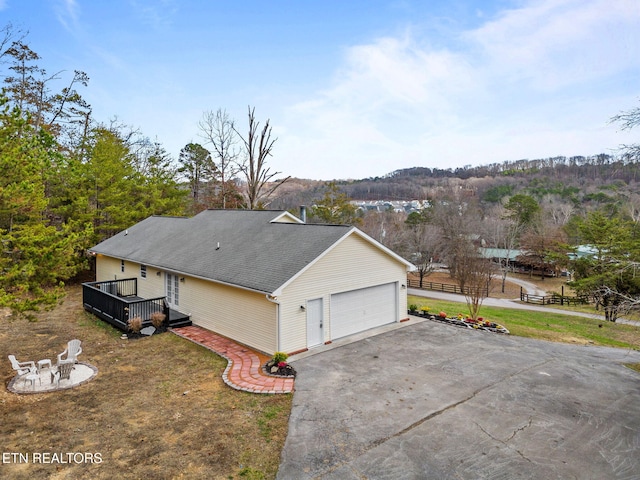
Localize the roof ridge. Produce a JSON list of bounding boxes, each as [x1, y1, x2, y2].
[[89, 212, 408, 294]]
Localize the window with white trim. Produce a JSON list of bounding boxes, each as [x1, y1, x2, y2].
[[140, 265, 147, 278], [121, 260, 125, 272]]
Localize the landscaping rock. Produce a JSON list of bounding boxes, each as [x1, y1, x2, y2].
[[140, 326, 156, 336], [265, 360, 297, 377]]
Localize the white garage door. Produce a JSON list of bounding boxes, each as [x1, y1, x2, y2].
[[330, 282, 397, 339]]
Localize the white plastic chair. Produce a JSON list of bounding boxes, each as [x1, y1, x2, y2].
[[57, 339, 82, 364], [8, 355, 37, 385], [51, 360, 74, 386], [8, 355, 36, 375]]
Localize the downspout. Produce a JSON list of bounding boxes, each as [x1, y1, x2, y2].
[[265, 294, 281, 352]]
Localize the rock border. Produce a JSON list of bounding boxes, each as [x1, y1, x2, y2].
[[7, 362, 98, 395]]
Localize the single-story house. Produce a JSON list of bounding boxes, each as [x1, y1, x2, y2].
[[478, 247, 523, 267], [86, 209, 413, 355]]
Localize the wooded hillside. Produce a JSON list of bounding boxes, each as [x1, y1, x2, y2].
[[271, 154, 640, 214]]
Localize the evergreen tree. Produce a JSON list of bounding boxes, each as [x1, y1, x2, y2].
[[83, 127, 144, 241], [310, 182, 361, 225], [178, 142, 214, 213], [0, 95, 90, 316], [131, 140, 187, 218], [504, 194, 540, 228], [569, 210, 640, 321]]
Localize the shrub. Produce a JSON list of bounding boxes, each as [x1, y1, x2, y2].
[[150, 311, 166, 328], [272, 351, 288, 364], [408, 304, 418, 312], [128, 316, 143, 333]]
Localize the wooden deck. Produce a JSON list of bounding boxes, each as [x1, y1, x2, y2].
[[82, 278, 191, 331]]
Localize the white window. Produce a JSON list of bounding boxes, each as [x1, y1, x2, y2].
[[140, 265, 147, 279]]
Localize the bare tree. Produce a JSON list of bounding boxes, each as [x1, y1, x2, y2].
[[541, 195, 574, 226], [234, 106, 290, 209], [611, 102, 640, 160], [518, 221, 569, 280], [481, 204, 525, 293], [198, 109, 240, 208], [402, 219, 441, 288], [430, 192, 494, 318], [430, 191, 482, 281], [623, 193, 640, 225], [2, 40, 91, 149], [0, 23, 26, 65], [400, 210, 444, 288], [359, 209, 406, 248], [460, 254, 496, 320], [591, 278, 640, 322]]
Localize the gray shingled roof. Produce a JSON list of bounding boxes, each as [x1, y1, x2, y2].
[[90, 210, 356, 294]]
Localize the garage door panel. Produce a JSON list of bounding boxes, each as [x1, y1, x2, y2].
[[330, 283, 396, 339]]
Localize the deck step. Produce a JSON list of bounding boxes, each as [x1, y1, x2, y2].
[[169, 318, 192, 328], [168, 309, 191, 328]]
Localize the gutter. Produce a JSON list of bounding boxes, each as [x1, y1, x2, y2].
[[265, 294, 281, 352]]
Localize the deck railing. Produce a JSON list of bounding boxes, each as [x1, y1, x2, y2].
[[94, 278, 137, 297], [82, 278, 169, 331]]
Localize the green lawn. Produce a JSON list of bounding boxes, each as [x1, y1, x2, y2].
[[408, 296, 640, 351]]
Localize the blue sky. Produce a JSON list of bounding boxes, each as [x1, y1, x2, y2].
[[1, 0, 639, 180]]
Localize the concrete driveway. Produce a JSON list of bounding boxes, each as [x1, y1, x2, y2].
[[277, 318, 640, 480]]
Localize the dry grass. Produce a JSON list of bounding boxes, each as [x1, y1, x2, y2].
[[414, 270, 575, 300], [411, 270, 526, 299], [1, 285, 291, 480]]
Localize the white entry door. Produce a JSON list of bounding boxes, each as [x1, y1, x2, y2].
[[306, 298, 324, 347], [165, 273, 180, 308]]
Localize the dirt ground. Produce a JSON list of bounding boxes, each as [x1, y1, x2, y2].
[[410, 270, 569, 299], [1, 285, 291, 480]]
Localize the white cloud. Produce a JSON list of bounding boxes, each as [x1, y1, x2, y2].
[[54, 0, 80, 33], [466, 0, 640, 90], [277, 0, 640, 180], [130, 0, 179, 30]]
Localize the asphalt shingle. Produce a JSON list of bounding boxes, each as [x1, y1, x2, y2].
[[90, 210, 353, 294]]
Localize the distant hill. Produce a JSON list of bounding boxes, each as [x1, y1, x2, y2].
[[269, 153, 640, 212]]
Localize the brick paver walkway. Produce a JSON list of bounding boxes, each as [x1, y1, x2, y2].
[[172, 325, 294, 394]]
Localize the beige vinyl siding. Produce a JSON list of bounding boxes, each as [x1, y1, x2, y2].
[[95, 255, 277, 354], [136, 266, 165, 299], [96, 255, 129, 281], [182, 277, 277, 354], [270, 212, 300, 223], [95, 256, 164, 298], [278, 232, 408, 353]]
